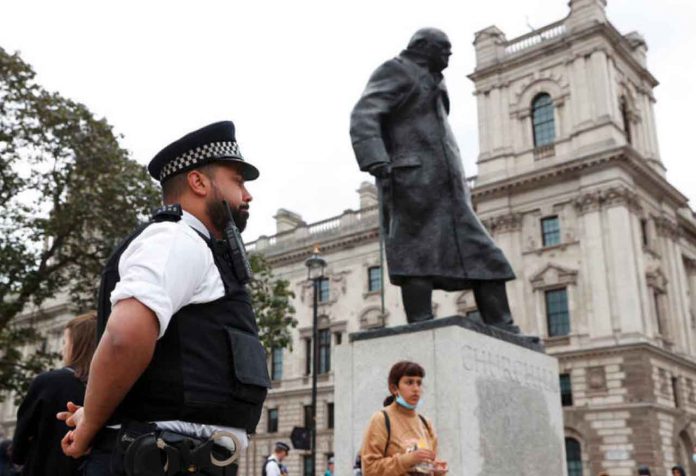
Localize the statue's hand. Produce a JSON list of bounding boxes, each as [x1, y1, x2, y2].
[[369, 163, 391, 179]]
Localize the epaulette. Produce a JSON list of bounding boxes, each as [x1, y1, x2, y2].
[[151, 204, 183, 222]]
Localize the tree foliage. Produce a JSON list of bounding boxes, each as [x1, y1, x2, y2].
[[0, 46, 160, 400], [0, 46, 297, 401], [249, 253, 297, 354]]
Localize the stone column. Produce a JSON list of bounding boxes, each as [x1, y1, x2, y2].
[[489, 87, 502, 152], [476, 89, 491, 160], [570, 56, 592, 129], [575, 192, 614, 337], [590, 50, 612, 121], [602, 192, 644, 334]]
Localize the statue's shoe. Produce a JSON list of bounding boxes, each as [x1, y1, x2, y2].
[[406, 313, 435, 324]]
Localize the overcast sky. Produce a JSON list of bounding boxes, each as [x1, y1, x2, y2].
[[1, 0, 694, 241]]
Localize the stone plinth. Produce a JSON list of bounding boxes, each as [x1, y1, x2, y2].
[[334, 316, 566, 476]]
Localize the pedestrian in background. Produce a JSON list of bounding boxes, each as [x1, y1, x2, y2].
[[0, 440, 19, 476], [671, 465, 686, 476], [12, 312, 97, 475], [263, 442, 290, 476], [360, 361, 447, 476], [353, 454, 363, 476], [638, 465, 651, 475], [324, 456, 334, 476]]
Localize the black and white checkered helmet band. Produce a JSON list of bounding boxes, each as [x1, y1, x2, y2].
[[159, 141, 243, 181]]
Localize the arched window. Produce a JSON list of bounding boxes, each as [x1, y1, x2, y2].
[[565, 438, 583, 476], [620, 96, 632, 144], [532, 93, 556, 147]]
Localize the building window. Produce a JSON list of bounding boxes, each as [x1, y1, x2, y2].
[[304, 405, 313, 428], [368, 266, 382, 292], [546, 288, 570, 337], [271, 347, 283, 381], [640, 218, 649, 247], [672, 377, 681, 408], [304, 338, 311, 376], [303, 455, 314, 476], [267, 408, 279, 433], [565, 438, 583, 476], [560, 374, 573, 406], [532, 93, 555, 147], [318, 277, 330, 302], [653, 291, 665, 336], [620, 96, 632, 144], [319, 329, 331, 374], [334, 331, 343, 346], [541, 216, 561, 247], [327, 402, 334, 429]]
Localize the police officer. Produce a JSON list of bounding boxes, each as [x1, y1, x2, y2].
[[59, 121, 271, 475], [263, 442, 290, 476]]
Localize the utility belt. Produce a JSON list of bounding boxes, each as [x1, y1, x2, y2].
[[93, 421, 239, 475]]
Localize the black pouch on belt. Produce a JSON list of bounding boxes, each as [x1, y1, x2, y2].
[[123, 430, 221, 476], [110, 420, 158, 475]]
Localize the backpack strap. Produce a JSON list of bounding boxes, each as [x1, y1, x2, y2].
[[262, 457, 272, 476], [381, 410, 431, 457], [381, 410, 391, 456], [418, 414, 432, 438]]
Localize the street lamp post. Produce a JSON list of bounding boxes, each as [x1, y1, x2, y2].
[[305, 248, 326, 476]]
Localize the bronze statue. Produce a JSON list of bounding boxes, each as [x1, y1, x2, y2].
[[350, 28, 520, 333]]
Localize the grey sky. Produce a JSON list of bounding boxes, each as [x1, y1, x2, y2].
[[1, 0, 694, 241]]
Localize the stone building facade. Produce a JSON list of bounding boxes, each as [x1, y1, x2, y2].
[[1, 1, 695, 476], [239, 1, 696, 475]]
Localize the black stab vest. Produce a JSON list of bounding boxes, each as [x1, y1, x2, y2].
[[96, 209, 270, 433]]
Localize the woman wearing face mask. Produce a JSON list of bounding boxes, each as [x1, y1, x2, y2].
[[360, 361, 447, 476]]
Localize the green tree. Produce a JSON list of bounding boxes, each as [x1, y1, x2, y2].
[[249, 253, 297, 353], [0, 47, 297, 401], [0, 46, 161, 401]]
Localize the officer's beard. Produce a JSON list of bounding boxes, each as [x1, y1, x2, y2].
[[206, 185, 249, 234]]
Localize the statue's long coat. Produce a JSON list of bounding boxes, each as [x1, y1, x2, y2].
[[350, 53, 514, 290]]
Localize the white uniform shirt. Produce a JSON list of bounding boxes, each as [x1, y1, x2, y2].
[[265, 455, 282, 476], [109, 210, 248, 450]]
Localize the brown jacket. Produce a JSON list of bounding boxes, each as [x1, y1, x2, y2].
[[360, 402, 438, 476]]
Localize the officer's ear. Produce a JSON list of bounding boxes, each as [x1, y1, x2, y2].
[[186, 169, 214, 197]]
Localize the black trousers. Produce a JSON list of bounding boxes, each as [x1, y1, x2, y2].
[[83, 449, 239, 476]]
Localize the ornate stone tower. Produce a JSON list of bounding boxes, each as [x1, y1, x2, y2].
[[469, 1, 696, 474]]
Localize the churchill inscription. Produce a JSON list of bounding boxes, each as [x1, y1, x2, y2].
[[461, 343, 558, 393]]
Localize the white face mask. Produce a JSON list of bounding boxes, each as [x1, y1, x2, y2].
[[692, 453, 696, 464]]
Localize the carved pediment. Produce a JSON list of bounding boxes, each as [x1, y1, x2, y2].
[[530, 263, 578, 289]]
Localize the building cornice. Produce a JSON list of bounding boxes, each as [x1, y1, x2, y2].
[[552, 341, 696, 370], [262, 226, 380, 268], [267, 381, 335, 399], [472, 147, 689, 208]]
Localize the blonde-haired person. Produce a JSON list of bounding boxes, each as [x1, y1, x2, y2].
[[360, 361, 447, 476], [12, 312, 97, 476]]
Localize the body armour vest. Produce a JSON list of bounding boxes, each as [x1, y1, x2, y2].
[[96, 206, 271, 433]]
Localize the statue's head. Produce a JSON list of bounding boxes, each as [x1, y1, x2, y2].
[[406, 27, 451, 73]]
